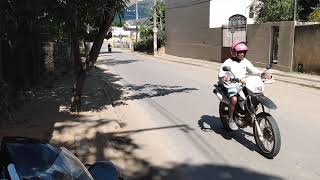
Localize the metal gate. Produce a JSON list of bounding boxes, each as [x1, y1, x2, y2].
[[222, 14, 247, 47]]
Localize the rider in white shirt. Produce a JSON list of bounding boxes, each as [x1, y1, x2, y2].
[[218, 42, 262, 130]]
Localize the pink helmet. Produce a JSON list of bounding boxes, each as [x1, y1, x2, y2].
[[230, 42, 248, 56]]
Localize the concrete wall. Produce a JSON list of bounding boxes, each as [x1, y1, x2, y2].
[[246, 22, 295, 71], [246, 24, 270, 68], [165, 1, 298, 72], [165, 0, 222, 61], [294, 24, 320, 74]]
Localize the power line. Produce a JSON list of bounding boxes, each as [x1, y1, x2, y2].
[[167, 0, 211, 10]]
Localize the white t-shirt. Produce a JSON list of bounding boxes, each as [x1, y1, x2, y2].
[[218, 58, 262, 80]]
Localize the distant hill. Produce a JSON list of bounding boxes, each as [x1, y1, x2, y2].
[[124, 0, 154, 21]]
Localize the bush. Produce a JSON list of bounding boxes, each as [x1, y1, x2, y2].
[[158, 30, 165, 47], [134, 36, 154, 53], [309, 8, 320, 22], [134, 30, 165, 53]]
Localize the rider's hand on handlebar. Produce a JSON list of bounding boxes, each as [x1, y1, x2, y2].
[[261, 72, 273, 80]]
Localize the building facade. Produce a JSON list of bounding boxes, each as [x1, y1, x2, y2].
[[165, 0, 320, 73], [165, 0, 256, 62]]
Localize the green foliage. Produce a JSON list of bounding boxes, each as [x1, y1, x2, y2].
[[140, 24, 153, 40], [157, 30, 166, 47], [308, 7, 320, 21], [0, 0, 129, 42], [299, 0, 320, 21], [133, 35, 164, 53], [252, 0, 320, 22], [254, 0, 294, 23], [112, 18, 125, 27], [134, 36, 154, 53], [134, 0, 165, 52]]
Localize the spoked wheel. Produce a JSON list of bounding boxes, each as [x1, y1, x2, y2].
[[219, 102, 232, 131], [254, 112, 281, 159]]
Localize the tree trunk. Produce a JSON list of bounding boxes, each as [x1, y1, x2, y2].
[[14, 34, 33, 90], [71, 28, 81, 74], [70, 11, 115, 113], [0, 40, 3, 82], [160, 17, 163, 31], [31, 25, 41, 84]]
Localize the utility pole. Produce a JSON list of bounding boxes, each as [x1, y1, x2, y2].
[[136, 0, 139, 42], [290, 0, 297, 72], [293, 0, 297, 23], [153, 0, 158, 55]]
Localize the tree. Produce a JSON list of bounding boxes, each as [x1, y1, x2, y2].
[[112, 18, 125, 27], [253, 0, 293, 23], [0, 0, 53, 89], [135, 0, 165, 52], [0, 0, 129, 112], [308, 6, 320, 21], [65, 0, 128, 112], [252, 0, 320, 23], [299, 0, 319, 21]]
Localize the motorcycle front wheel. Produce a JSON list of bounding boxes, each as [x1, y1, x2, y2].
[[219, 102, 232, 131], [254, 112, 281, 159]]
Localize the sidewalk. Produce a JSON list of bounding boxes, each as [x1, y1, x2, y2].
[[0, 66, 125, 164], [153, 53, 320, 90]]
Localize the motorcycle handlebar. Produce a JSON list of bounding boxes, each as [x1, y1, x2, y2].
[[231, 78, 240, 83]]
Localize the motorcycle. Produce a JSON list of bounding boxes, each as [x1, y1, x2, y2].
[[0, 136, 124, 180], [213, 66, 281, 159], [108, 44, 112, 53]]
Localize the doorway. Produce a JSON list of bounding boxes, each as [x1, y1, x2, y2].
[[270, 26, 279, 64]]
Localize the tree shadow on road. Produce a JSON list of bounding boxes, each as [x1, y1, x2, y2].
[[0, 66, 123, 141], [98, 59, 141, 66], [95, 58, 199, 106], [123, 84, 198, 101], [0, 63, 199, 141], [54, 121, 283, 180], [129, 163, 284, 180], [198, 115, 258, 152]]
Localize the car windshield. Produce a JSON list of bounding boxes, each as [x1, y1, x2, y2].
[[20, 147, 93, 180]]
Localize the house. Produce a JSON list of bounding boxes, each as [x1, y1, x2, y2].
[[165, 0, 320, 74], [108, 26, 134, 49], [166, 0, 255, 60], [108, 17, 149, 49]]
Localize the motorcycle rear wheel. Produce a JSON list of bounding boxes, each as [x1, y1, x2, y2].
[[254, 112, 281, 159]]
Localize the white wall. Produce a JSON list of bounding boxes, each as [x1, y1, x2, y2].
[[209, 0, 254, 28], [111, 27, 131, 37]]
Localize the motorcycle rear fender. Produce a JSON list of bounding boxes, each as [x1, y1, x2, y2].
[[252, 94, 277, 110]]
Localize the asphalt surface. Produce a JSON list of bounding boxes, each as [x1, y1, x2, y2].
[[96, 46, 320, 180]]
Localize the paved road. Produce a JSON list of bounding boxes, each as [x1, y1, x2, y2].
[[96, 45, 320, 180]]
